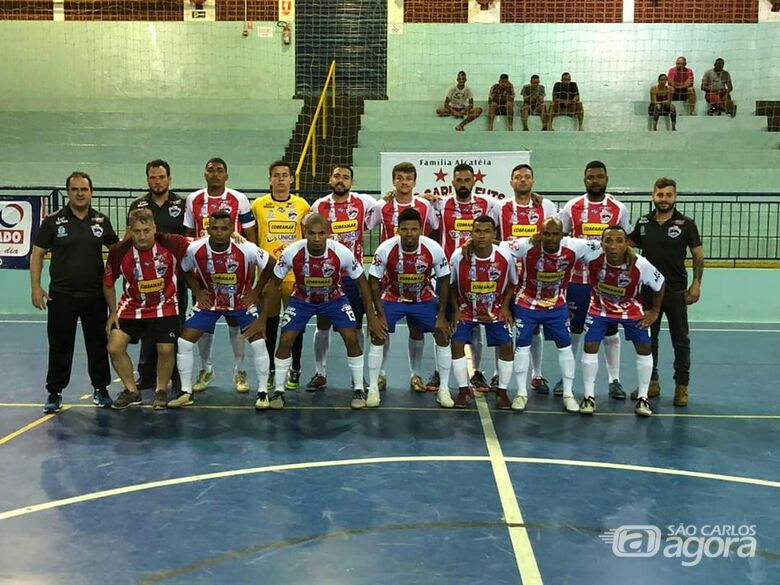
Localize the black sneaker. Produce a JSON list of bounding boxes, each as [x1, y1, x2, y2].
[[43, 393, 62, 414], [608, 379, 626, 400], [470, 371, 490, 393], [269, 390, 286, 410], [112, 389, 142, 410], [425, 371, 440, 392], [489, 374, 499, 393], [286, 369, 301, 390], [92, 388, 113, 408], [152, 389, 168, 411]]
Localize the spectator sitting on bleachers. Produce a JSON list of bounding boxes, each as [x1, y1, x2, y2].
[[521, 75, 548, 131], [436, 70, 483, 131], [649, 74, 677, 131], [667, 56, 696, 115], [548, 72, 584, 131], [701, 58, 736, 118], [487, 73, 515, 131]]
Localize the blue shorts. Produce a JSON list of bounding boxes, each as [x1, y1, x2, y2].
[[282, 296, 357, 333], [343, 277, 365, 325], [453, 321, 512, 347], [584, 314, 650, 345], [184, 307, 258, 334], [513, 305, 571, 347], [382, 299, 439, 333], [566, 283, 590, 333]]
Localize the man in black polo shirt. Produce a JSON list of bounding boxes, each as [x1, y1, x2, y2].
[[629, 177, 704, 407], [127, 159, 186, 392], [30, 171, 119, 413]]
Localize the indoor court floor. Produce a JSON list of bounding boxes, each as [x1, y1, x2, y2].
[[0, 317, 778, 584]]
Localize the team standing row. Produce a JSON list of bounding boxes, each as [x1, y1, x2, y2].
[[31, 157, 703, 417]]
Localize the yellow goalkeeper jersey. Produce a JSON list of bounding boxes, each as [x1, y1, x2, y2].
[[251, 194, 310, 281]]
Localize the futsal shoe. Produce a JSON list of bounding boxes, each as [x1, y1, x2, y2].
[[43, 393, 62, 414], [551, 379, 564, 397], [92, 388, 113, 409], [152, 390, 168, 411], [255, 391, 270, 410], [425, 371, 440, 392], [269, 390, 286, 410], [233, 370, 250, 393], [436, 388, 454, 408], [489, 374, 499, 393], [351, 389, 367, 409], [634, 397, 653, 417], [562, 395, 580, 413], [495, 389, 512, 410], [531, 376, 550, 395], [306, 373, 327, 392], [579, 396, 596, 415], [410, 375, 426, 393], [168, 391, 194, 408], [608, 379, 625, 400], [378, 374, 387, 392], [511, 394, 528, 412], [366, 388, 381, 408], [630, 380, 661, 401], [454, 387, 472, 408], [192, 370, 215, 393], [470, 371, 490, 393], [112, 389, 142, 410], [673, 384, 689, 407], [286, 370, 301, 390]]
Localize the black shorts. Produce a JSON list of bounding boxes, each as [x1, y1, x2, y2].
[[672, 88, 689, 101], [118, 316, 179, 344], [494, 103, 511, 116]]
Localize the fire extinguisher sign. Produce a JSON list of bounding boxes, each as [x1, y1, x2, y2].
[[279, 0, 295, 21]]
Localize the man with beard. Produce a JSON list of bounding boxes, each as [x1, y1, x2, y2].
[[128, 159, 187, 393], [629, 178, 703, 407], [435, 163, 496, 392], [558, 161, 632, 400], [307, 165, 381, 392], [701, 58, 736, 117], [491, 163, 558, 394]]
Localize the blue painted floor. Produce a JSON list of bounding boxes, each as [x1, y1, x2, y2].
[[0, 319, 778, 584]]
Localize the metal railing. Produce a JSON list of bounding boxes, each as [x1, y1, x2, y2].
[[1, 187, 778, 262], [294, 60, 337, 193]]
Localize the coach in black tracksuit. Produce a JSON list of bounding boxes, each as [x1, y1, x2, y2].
[[629, 177, 704, 408]]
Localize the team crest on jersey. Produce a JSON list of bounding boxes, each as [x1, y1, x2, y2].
[[321, 262, 335, 277], [668, 226, 682, 238], [91, 224, 103, 237], [168, 206, 181, 218], [580, 209, 589, 223], [600, 209, 613, 224], [617, 272, 632, 288], [535, 257, 545, 272], [288, 211, 298, 220], [468, 265, 477, 280], [415, 258, 429, 273], [528, 210, 540, 225], [597, 267, 607, 282], [154, 253, 169, 276], [225, 254, 239, 273], [556, 258, 570, 271], [488, 263, 501, 281], [347, 205, 359, 220]]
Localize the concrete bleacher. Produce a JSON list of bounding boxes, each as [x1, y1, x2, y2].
[[353, 100, 780, 193]]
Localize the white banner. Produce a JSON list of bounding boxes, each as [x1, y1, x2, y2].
[[380, 151, 531, 201]]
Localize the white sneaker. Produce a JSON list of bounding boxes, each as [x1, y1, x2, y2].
[[511, 394, 528, 412], [579, 396, 596, 415], [635, 397, 653, 417], [255, 391, 270, 410], [562, 395, 580, 413], [436, 388, 454, 408], [366, 388, 381, 408]]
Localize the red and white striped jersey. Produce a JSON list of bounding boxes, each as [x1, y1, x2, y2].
[[181, 239, 269, 311], [183, 188, 255, 238], [587, 253, 665, 320], [310, 192, 381, 262], [507, 237, 601, 310], [490, 197, 558, 242], [376, 196, 439, 242], [450, 243, 517, 322], [274, 239, 364, 304], [558, 194, 631, 285], [103, 234, 190, 319], [369, 235, 450, 303], [435, 194, 495, 259]]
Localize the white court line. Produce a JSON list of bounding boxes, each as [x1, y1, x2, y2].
[[475, 393, 543, 584], [2, 319, 779, 333]]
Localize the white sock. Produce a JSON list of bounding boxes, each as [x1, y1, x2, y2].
[[229, 325, 245, 372], [368, 344, 384, 391], [570, 332, 582, 359], [348, 355, 364, 390], [408, 338, 424, 377], [471, 329, 483, 370], [557, 346, 576, 397], [435, 344, 452, 391], [177, 338, 195, 394], [198, 333, 214, 372], [250, 339, 270, 392], [636, 354, 654, 399], [380, 339, 390, 375], [314, 329, 330, 376], [274, 356, 292, 393], [452, 356, 469, 388], [432, 342, 439, 372], [513, 346, 530, 398], [498, 358, 513, 390], [357, 328, 365, 353], [530, 332, 544, 378], [581, 352, 599, 398], [604, 333, 621, 382]]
